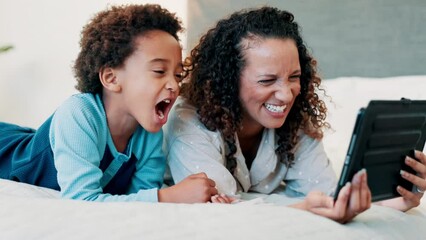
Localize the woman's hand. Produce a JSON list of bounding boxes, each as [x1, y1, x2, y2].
[[377, 150, 426, 211], [210, 193, 238, 204], [291, 169, 371, 223], [158, 172, 218, 203]]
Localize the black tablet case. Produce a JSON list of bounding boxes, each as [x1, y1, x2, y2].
[[334, 99, 426, 202]]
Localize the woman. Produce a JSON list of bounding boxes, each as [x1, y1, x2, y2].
[[163, 6, 426, 222]]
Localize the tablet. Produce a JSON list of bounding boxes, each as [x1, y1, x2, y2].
[[334, 99, 426, 202]]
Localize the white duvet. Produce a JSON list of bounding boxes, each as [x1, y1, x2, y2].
[[1, 76, 426, 240], [0, 178, 426, 240]]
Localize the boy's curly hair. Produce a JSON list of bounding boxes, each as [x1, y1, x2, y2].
[[181, 6, 329, 173], [74, 4, 183, 93]]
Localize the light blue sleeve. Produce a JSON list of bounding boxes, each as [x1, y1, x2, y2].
[[50, 94, 160, 202]]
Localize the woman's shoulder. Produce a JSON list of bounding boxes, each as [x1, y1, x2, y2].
[[293, 129, 325, 155], [169, 97, 198, 119], [164, 97, 221, 142], [166, 97, 203, 131]]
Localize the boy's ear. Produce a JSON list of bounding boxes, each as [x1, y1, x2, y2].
[[99, 67, 122, 92]]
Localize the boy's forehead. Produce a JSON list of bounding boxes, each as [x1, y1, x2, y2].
[[133, 31, 181, 50], [129, 38, 183, 65]]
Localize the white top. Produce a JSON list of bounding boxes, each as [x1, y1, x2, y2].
[[163, 97, 337, 197]]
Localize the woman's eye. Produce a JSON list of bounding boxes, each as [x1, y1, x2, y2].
[[289, 75, 301, 81], [258, 79, 276, 85]]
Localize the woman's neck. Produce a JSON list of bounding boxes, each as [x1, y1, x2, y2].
[[237, 120, 265, 169]]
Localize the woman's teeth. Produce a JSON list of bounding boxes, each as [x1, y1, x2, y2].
[[264, 103, 287, 113]]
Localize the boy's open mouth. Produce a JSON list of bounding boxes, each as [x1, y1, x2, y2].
[[155, 99, 172, 120]]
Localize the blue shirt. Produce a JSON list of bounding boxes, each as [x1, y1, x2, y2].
[[0, 93, 165, 202], [50, 93, 165, 202]]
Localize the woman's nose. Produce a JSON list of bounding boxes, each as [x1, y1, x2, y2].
[[275, 85, 294, 102]]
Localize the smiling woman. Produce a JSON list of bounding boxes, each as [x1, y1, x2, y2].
[[163, 5, 426, 223], [239, 38, 301, 129]]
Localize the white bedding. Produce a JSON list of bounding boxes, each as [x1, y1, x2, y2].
[[1, 178, 426, 240], [1, 76, 426, 240]]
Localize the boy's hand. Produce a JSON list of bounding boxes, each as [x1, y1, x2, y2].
[[158, 172, 218, 203]]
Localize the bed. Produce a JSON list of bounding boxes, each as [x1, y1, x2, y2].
[[1, 76, 426, 239]]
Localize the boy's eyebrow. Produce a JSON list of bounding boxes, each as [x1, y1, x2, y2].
[[149, 58, 169, 63], [149, 58, 184, 68]]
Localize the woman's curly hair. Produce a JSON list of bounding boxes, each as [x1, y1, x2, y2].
[[74, 4, 183, 93], [181, 6, 329, 173]]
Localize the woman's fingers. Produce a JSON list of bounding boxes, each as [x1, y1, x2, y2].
[[402, 151, 426, 194], [400, 169, 426, 194], [359, 169, 371, 210], [405, 154, 426, 178], [415, 150, 426, 165], [348, 169, 363, 211]]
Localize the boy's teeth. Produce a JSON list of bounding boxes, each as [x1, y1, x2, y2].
[[264, 103, 286, 113], [158, 110, 164, 119], [164, 99, 170, 103]]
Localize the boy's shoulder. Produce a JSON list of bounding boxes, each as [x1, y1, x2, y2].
[[62, 93, 98, 108], [58, 93, 101, 112], [53, 93, 106, 127]]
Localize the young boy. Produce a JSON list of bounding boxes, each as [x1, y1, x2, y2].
[[0, 4, 218, 203]]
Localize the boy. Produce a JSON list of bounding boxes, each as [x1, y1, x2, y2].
[[0, 4, 217, 203]]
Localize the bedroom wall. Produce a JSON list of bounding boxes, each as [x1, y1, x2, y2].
[[1, 0, 425, 128], [0, 0, 187, 128], [187, 0, 426, 79]]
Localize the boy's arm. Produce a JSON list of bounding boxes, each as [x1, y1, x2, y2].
[[51, 95, 161, 202]]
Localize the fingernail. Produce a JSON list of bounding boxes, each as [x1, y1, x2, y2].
[[400, 170, 406, 176]]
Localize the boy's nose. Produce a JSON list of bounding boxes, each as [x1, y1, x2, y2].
[[165, 77, 179, 93]]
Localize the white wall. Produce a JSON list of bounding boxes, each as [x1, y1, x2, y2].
[[0, 0, 187, 128]]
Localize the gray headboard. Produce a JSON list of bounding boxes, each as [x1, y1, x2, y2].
[[187, 0, 426, 79]]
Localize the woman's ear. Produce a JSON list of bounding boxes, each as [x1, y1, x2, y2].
[[99, 67, 122, 92]]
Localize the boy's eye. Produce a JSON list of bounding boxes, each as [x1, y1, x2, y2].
[[175, 73, 183, 81], [153, 70, 165, 74]]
